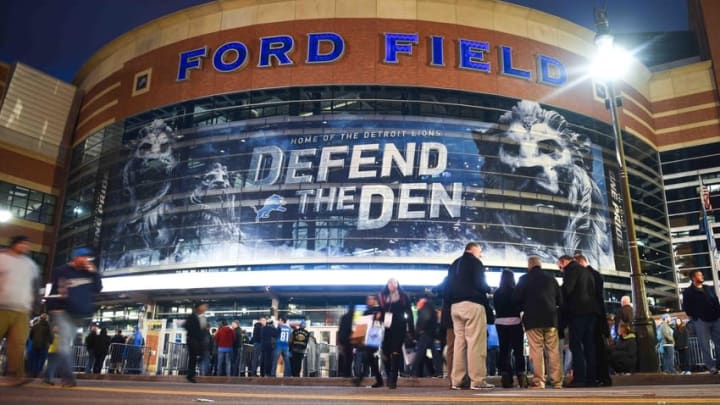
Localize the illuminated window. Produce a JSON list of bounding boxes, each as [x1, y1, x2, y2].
[[0, 181, 56, 225]]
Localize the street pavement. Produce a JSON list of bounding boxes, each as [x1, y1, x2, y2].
[[1, 378, 720, 404]]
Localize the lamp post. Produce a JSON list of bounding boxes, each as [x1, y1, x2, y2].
[[593, 7, 659, 372]]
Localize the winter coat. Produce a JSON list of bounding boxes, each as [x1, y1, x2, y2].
[[610, 332, 637, 373], [30, 319, 53, 351]]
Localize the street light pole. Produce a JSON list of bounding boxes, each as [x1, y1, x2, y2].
[[594, 7, 659, 373], [605, 81, 659, 372]]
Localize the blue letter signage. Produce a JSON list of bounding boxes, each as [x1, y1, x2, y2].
[[175, 31, 568, 88], [306, 32, 345, 64], [383, 33, 419, 64], [177, 47, 208, 81]]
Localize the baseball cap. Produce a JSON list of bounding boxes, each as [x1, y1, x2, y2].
[[71, 247, 94, 259]]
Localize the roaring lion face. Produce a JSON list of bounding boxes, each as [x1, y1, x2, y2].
[[486, 100, 612, 267], [132, 119, 177, 171], [124, 119, 178, 204], [497, 101, 574, 195]]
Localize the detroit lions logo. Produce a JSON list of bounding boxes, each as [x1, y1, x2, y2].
[[253, 194, 287, 221]]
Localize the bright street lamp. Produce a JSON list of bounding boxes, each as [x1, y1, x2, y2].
[[592, 7, 659, 373], [0, 209, 12, 223]]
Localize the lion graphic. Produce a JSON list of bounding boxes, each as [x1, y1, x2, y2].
[[107, 119, 179, 268], [188, 162, 241, 244], [481, 100, 612, 266], [253, 194, 287, 221]]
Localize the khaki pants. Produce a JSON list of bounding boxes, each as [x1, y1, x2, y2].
[[0, 309, 30, 378], [451, 301, 486, 387], [446, 328, 455, 385], [526, 327, 562, 388]]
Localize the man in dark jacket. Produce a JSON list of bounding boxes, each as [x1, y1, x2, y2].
[[412, 297, 438, 377], [558, 254, 597, 387], [250, 317, 266, 376], [447, 242, 493, 390], [93, 328, 111, 374], [28, 314, 53, 378], [290, 321, 311, 377], [231, 320, 244, 376], [514, 256, 563, 389], [337, 305, 354, 378], [84, 324, 98, 374], [48, 247, 103, 387], [109, 329, 125, 373], [681, 269, 720, 374], [184, 302, 208, 383], [575, 254, 611, 386], [261, 319, 277, 376]]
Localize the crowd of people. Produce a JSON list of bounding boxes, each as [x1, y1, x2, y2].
[[329, 244, 720, 391], [183, 303, 317, 383], [2, 234, 720, 391]]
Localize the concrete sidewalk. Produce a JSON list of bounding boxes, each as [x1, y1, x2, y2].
[[75, 372, 720, 387]]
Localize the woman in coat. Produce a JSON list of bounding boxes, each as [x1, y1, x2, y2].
[[378, 278, 414, 389], [493, 270, 527, 388], [674, 318, 690, 374]]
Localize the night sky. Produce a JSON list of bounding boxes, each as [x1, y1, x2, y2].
[[0, 0, 689, 83]]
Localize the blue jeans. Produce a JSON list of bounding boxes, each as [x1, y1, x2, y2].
[[661, 345, 675, 373], [273, 347, 291, 377], [568, 314, 596, 385], [44, 353, 59, 381], [693, 318, 720, 371], [29, 349, 48, 377], [199, 352, 210, 376], [217, 350, 232, 376], [85, 349, 95, 373]]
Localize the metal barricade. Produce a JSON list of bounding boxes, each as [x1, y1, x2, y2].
[[107, 343, 152, 374], [72, 345, 89, 372], [0, 338, 6, 375], [317, 343, 338, 377], [687, 336, 717, 370], [161, 342, 189, 375], [241, 343, 254, 376]]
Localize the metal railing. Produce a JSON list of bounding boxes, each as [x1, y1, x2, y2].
[[69, 343, 153, 374], [0, 335, 336, 378], [687, 336, 717, 369], [159, 342, 189, 375]]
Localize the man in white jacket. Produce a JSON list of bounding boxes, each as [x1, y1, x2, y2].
[[0, 235, 39, 386]]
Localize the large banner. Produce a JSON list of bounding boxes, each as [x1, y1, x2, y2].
[[99, 100, 616, 273]]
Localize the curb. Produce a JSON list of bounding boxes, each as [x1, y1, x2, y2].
[[74, 372, 720, 387]]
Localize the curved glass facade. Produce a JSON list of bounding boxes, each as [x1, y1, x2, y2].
[[58, 86, 677, 311]]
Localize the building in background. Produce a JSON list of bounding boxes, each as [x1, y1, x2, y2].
[[1, 0, 718, 332], [0, 62, 80, 281]]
